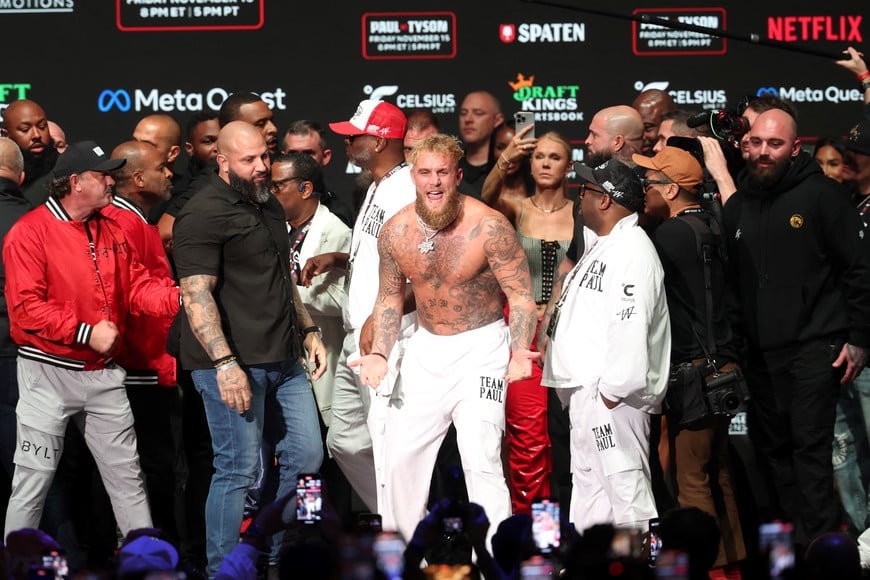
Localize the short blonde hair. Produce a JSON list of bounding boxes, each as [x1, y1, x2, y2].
[[408, 133, 463, 166]]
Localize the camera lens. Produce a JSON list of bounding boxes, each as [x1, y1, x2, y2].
[[723, 393, 741, 413]]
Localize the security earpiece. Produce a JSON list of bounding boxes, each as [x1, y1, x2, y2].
[[298, 182, 306, 193]]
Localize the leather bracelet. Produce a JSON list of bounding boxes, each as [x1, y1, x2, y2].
[[862, 80, 870, 91], [212, 354, 237, 368], [370, 352, 388, 362], [300, 325, 321, 339]]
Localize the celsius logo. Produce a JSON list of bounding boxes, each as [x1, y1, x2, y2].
[[510, 73, 582, 122], [499, 22, 586, 43], [634, 80, 726, 108], [362, 84, 456, 113], [97, 87, 287, 113], [756, 86, 864, 104]]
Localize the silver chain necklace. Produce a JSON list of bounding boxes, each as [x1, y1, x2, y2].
[[416, 214, 442, 254]]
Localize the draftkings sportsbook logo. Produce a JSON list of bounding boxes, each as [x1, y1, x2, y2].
[[510, 73, 582, 123]]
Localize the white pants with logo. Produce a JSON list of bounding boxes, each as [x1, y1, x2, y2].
[[381, 320, 512, 549], [567, 385, 656, 535], [5, 358, 152, 537]]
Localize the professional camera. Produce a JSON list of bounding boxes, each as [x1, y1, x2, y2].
[[704, 369, 750, 416], [686, 96, 751, 145]]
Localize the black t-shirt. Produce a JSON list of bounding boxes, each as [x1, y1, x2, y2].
[[652, 209, 736, 365], [172, 171, 302, 370], [458, 157, 495, 199]]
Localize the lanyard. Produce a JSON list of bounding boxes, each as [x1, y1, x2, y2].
[[289, 217, 314, 284], [347, 162, 407, 282]]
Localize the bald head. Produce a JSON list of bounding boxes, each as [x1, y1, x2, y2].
[[133, 114, 182, 165], [633, 89, 677, 155], [746, 109, 801, 189], [1, 99, 51, 157], [0, 136, 24, 183], [111, 140, 173, 208], [585, 105, 644, 166], [216, 121, 271, 202]]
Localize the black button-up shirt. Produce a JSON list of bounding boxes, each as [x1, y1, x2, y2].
[[173, 170, 301, 370]]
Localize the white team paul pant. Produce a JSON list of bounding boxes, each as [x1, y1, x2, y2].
[[5, 358, 152, 537], [380, 320, 512, 550], [327, 325, 410, 512], [565, 385, 657, 535]]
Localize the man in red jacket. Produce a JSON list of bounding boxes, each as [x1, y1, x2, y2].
[[2, 141, 180, 538], [103, 140, 179, 541]]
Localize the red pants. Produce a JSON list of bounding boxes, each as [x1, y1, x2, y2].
[[504, 313, 552, 514]]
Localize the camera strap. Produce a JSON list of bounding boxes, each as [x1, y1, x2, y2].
[[676, 212, 720, 375]]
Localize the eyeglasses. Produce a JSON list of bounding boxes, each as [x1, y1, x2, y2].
[[579, 183, 607, 199], [269, 176, 302, 193], [641, 179, 673, 191]]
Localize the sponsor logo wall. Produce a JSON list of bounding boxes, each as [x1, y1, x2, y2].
[[1, 1, 864, 196]]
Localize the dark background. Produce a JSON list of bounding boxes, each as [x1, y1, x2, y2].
[[3, 0, 865, 195]]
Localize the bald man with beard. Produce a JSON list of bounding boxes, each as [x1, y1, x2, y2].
[[173, 121, 325, 575], [633, 89, 676, 156], [584, 105, 645, 168], [1, 99, 58, 206]]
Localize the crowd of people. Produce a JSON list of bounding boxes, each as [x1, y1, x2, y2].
[[0, 46, 869, 579]]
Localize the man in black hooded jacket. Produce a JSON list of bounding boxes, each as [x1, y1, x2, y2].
[[723, 108, 870, 549]]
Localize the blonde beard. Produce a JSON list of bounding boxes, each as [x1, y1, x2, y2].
[[415, 190, 462, 230]]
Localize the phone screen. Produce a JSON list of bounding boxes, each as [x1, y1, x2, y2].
[[296, 473, 322, 524], [41, 550, 68, 578], [520, 555, 554, 579], [358, 512, 383, 534], [531, 499, 560, 553], [759, 522, 795, 578], [648, 518, 661, 567], [373, 531, 405, 580], [514, 111, 536, 139]]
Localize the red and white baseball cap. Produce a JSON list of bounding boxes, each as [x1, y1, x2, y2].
[[329, 99, 406, 139]]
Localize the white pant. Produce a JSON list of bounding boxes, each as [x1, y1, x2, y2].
[[5, 358, 152, 537], [567, 386, 656, 534], [381, 320, 512, 549], [327, 327, 407, 512]]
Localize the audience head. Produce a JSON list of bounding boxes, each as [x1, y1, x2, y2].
[[330, 99, 407, 172], [575, 158, 645, 234], [403, 108, 440, 162], [1, 99, 51, 160], [813, 137, 850, 183], [47, 141, 125, 214], [0, 136, 25, 185], [47, 120, 68, 154], [111, 140, 174, 209], [184, 110, 220, 169], [740, 95, 798, 160], [633, 146, 704, 219], [282, 120, 332, 167], [658, 507, 720, 580], [654, 109, 707, 153], [531, 131, 572, 190], [270, 152, 324, 223], [117, 535, 179, 579], [633, 89, 677, 155], [584, 105, 644, 167], [804, 532, 861, 580], [133, 113, 182, 167], [491, 514, 536, 575], [5, 528, 61, 580], [219, 92, 279, 154], [845, 119, 870, 189], [458, 90, 503, 152]]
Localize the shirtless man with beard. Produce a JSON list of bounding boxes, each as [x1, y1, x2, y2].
[[352, 133, 538, 547]]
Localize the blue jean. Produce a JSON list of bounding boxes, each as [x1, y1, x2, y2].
[[192, 359, 322, 577], [833, 370, 870, 531]]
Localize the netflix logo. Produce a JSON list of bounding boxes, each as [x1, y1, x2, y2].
[[767, 15, 862, 43]]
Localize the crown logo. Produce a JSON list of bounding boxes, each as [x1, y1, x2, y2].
[[508, 73, 535, 92]]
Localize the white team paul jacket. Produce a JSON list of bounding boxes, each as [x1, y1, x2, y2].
[[542, 213, 671, 414]]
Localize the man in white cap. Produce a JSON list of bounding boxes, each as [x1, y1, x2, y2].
[[302, 99, 416, 513]]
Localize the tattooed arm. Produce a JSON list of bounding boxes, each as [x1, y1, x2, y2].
[[290, 280, 327, 381], [181, 274, 252, 412], [482, 213, 539, 381], [351, 220, 407, 389]]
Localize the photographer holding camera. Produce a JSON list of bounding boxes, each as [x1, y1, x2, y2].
[[633, 146, 746, 576]]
